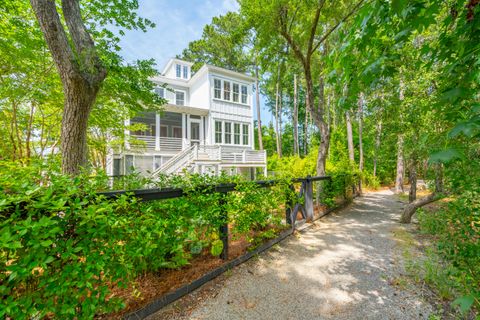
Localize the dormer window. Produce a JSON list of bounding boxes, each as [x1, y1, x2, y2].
[[176, 64, 181, 78], [183, 65, 188, 79]]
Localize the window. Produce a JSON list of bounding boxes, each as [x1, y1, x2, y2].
[[232, 83, 239, 102], [183, 65, 188, 79], [241, 85, 248, 104], [175, 91, 185, 106], [223, 81, 231, 101], [173, 127, 182, 138], [155, 87, 164, 98], [215, 121, 222, 143], [242, 124, 249, 145], [234, 123, 240, 145], [176, 64, 181, 78], [224, 122, 232, 144], [214, 79, 222, 99]]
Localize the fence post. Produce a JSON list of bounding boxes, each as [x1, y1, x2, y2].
[[285, 184, 295, 225], [219, 195, 229, 260], [304, 175, 314, 221]]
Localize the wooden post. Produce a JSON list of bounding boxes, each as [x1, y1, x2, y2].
[[304, 176, 314, 221], [219, 196, 228, 260], [285, 184, 295, 225]]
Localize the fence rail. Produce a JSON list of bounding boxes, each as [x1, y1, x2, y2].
[[99, 174, 359, 261]]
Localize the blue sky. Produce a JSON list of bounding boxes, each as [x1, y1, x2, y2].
[[118, 0, 273, 124]]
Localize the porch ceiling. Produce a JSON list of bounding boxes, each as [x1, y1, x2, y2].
[[164, 104, 209, 116]]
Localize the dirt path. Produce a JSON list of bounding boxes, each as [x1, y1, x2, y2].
[[148, 190, 434, 320]]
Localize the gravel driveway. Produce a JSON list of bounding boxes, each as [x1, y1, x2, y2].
[[148, 190, 434, 320]]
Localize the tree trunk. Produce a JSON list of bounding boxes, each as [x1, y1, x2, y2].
[[30, 0, 106, 175], [400, 193, 437, 223], [408, 158, 417, 203], [25, 102, 36, 159], [357, 94, 364, 172], [274, 81, 282, 157], [346, 109, 355, 163], [401, 160, 445, 223], [293, 74, 299, 155], [394, 134, 405, 193], [373, 120, 382, 177], [255, 62, 263, 150], [315, 73, 330, 177], [304, 109, 308, 156]]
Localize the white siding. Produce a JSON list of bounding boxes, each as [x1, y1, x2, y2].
[[189, 71, 209, 109]]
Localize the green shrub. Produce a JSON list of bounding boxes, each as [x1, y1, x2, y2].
[[417, 190, 480, 314], [0, 160, 292, 318]]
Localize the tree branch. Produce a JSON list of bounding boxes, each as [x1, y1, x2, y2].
[[61, 0, 106, 84], [307, 0, 325, 58], [278, 5, 306, 68], [30, 0, 75, 80], [312, 0, 366, 53]]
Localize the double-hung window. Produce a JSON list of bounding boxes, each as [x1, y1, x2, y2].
[[224, 122, 232, 144], [183, 65, 188, 79], [234, 123, 240, 145], [214, 79, 222, 99], [176, 64, 181, 78], [175, 91, 185, 106], [155, 87, 164, 98], [232, 83, 239, 102], [241, 85, 248, 104], [215, 121, 222, 143], [223, 81, 231, 101], [242, 124, 249, 145]]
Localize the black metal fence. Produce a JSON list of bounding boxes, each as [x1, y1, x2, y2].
[[99, 175, 359, 260]]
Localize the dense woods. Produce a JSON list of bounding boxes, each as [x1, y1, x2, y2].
[[0, 0, 479, 317]]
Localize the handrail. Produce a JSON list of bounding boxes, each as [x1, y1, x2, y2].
[[151, 144, 196, 177]]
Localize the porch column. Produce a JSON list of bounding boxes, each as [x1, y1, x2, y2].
[[124, 118, 130, 149], [182, 113, 187, 149], [200, 116, 205, 145], [155, 113, 160, 150]]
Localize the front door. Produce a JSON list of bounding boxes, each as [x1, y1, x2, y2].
[[190, 120, 200, 146]]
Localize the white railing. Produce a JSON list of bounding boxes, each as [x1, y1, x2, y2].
[[159, 137, 183, 151], [130, 135, 156, 150], [152, 144, 197, 177], [151, 145, 267, 177]]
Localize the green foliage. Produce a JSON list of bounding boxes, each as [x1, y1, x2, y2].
[[417, 188, 480, 314], [0, 160, 294, 318]]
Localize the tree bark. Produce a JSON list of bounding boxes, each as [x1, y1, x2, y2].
[[315, 73, 330, 176], [408, 157, 417, 203], [373, 120, 382, 177], [254, 61, 263, 150], [401, 161, 445, 223], [394, 134, 405, 193], [30, 0, 107, 175], [357, 94, 364, 172], [400, 193, 437, 223], [346, 109, 355, 163], [274, 81, 282, 157], [293, 74, 299, 155]]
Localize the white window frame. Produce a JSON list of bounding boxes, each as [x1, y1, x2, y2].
[[234, 123, 240, 145], [183, 65, 188, 79], [223, 80, 231, 101], [215, 120, 223, 143], [155, 87, 165, 98], [232, 83, 239, 102], [241, 85, 248, 104], [224, 122, 232, 144], [176, 64, 182, 78], [214, 79, 222, 99], [242, 124, 249, 145], [174, 90, 186, 106]]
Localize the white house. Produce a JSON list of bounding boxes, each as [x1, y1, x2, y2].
[[106, 58, 266, 178]]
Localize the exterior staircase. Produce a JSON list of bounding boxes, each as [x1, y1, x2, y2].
[[150, 144, 266, 178]]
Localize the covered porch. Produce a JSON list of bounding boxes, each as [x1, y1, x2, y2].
[[127, 106, 208, 152]]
